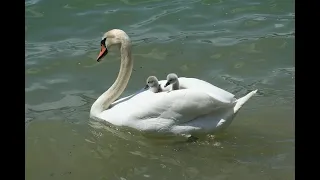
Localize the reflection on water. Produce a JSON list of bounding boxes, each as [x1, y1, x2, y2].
[[26, 0, 294, 179]]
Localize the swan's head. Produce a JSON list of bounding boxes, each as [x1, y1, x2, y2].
[[97, 29, 130, 62], [165, 73, 179, 87], [145, 76, 159, 89]]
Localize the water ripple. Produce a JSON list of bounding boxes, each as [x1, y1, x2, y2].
[[143, 0, 201, 9], [130, 6, 190, 28], [26, 38, 97, 61], [25, 0, 42, 6]]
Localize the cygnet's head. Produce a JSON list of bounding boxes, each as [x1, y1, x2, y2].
[[144, 76, 160, 91], [164, 73, 179, 87]]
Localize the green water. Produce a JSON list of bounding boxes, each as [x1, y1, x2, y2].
[[26, 0, 295, 179]]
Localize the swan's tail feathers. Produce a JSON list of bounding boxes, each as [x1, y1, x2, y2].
[[233, 89, 258, 113]]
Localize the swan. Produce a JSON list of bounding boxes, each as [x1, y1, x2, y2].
[[145, 76, 163, 93], [164, 73, 180, 91], [90, 29, 258, 139]]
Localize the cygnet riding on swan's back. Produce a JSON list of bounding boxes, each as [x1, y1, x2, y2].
[[90, 29, 258, 139], [145, 76, 162, 93], [164, 73, 179, 91]]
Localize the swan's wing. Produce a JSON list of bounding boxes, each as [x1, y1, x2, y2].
[[102, 89, 233, 127], [119, 77, 235, 107], [110, 87, 148, 107], [158, 77, 235, 103]]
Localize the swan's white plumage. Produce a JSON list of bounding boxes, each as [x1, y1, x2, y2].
[[95, 77, 257, 135], [159, 77, 236, 103]]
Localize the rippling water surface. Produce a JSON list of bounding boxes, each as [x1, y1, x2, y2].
[[26, 0, 294, 179]]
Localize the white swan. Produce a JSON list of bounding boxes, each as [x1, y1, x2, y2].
[[146, 76, 163, 93], [90, 29, 258, 138], [164, 73, 180, 91]]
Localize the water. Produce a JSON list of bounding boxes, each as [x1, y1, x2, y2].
[[25, 0, 295, 179]]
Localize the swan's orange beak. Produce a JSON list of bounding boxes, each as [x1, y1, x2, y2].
[[97, 44, 108, 62]]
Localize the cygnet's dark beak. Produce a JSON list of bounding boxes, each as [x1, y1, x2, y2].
[[144, 84, 149, 90], [164, 81, 170, 87]]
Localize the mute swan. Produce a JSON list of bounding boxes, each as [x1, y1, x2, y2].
[[165, 73, 180, 91], [90, 29, 258, 139], [145, 76, 163, 93]]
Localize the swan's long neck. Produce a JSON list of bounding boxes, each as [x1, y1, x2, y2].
[[90, 41, 133, 117]]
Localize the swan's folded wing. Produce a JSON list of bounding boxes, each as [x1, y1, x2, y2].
[[110, 87, 147, 107], [158, 77, 236, 103], [108, 89, 233, 127]]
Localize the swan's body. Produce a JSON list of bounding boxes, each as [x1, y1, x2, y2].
[[164, 73, 180, 91], [146, 76, 162, 93], [90, 29, 258, 137]]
